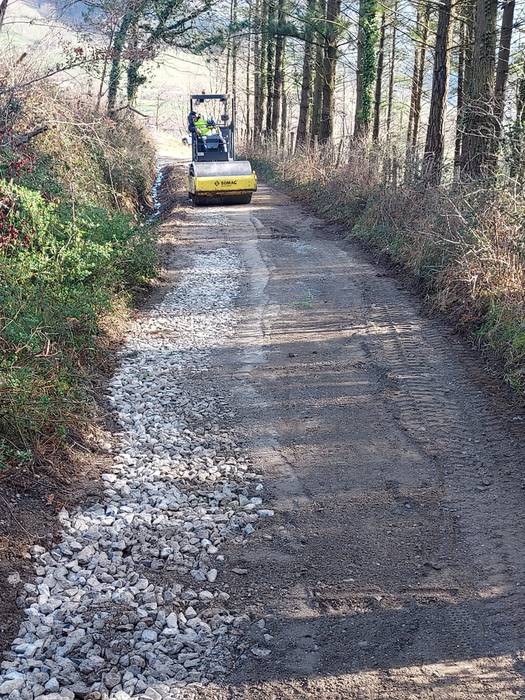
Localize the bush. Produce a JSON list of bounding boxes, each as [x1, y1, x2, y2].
[[0, 85, 158, 472]]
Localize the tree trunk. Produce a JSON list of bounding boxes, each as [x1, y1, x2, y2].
[[423, 0, 452, 183], [406, 1, 421, 147], [0, 0, 9, 33], [225, 0, 232, 93], [231, 0, 238, 99], [319, 0, 342, 142], [107, 11, 136, 115], [458, 0, 475, 168], [296, 0, 317, 147], [386, 0, 398, 134], [411, 1, 430, 147], [265, 0, 276, 133], [493, 0, 515, 138], [310, 0, 326, 142], [271, 0, 285, 135], [353, 0, 378, 139], [406, 0, 429, 172], [254, 0, 265, 140], [96, 27, 115, 112], [460, 0, 498, 177], [126, 24, 142, 105], [510, 62, 525, 181], [280, 86, 288, 149], [246, 1, 252, 139], [453, 18, 465, 170], [372, 11, 385, 141], [225, 44, 230, 94]]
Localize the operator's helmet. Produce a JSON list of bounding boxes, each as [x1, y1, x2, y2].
[[207, 118, 216, 127]]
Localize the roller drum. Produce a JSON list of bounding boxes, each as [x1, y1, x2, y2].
[[190, 161, 253, 177]]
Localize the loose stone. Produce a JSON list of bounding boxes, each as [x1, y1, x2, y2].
[[0, 246, 270, 695]]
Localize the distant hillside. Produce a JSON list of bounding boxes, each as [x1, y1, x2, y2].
[[22, 0, 88, 22], [1, 0, 217, 136], [2, 0, 76, 47]]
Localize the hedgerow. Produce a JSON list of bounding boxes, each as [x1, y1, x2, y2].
[[0, 89, 157, 474]]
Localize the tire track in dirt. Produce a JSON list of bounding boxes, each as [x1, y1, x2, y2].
[[358, 284, 525, 696], [184, 181, 525, 700]]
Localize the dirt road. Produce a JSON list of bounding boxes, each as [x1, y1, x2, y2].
[[172, 170, 525, 699], [2, 163, 525, 699]]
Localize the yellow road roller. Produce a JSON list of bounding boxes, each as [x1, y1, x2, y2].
[[187, 93, 257, 205]]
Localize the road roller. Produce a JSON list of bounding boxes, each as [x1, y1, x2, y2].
[[187, 93, 257, 205]]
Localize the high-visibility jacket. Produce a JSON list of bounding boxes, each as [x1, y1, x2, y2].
[[194, 117, 210, 136]]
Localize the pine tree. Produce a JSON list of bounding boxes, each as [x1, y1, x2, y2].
[[353, 0, 378, 138], [386, 0, 398, 135], [296, 0, 318, 146], [310, 0, 326, 142], [493, 0, 515, 141], [265, 0, 277, 132], [254, 0, 267, 139], [460, 0, 498, 177], [423, 0, 452, 183], [319, 0, 342, 142], [271, 0, 286, 136], [372, 11, 386, 141], [407, 0, 430, 150]]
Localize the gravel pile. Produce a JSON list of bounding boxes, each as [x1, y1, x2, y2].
[[0, 248, 272, 699]]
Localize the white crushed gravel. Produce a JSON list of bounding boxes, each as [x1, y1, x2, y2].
[[0, 247, 270, 699]]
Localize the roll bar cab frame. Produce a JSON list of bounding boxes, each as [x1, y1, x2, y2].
[[190, 93, 236, 163]]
